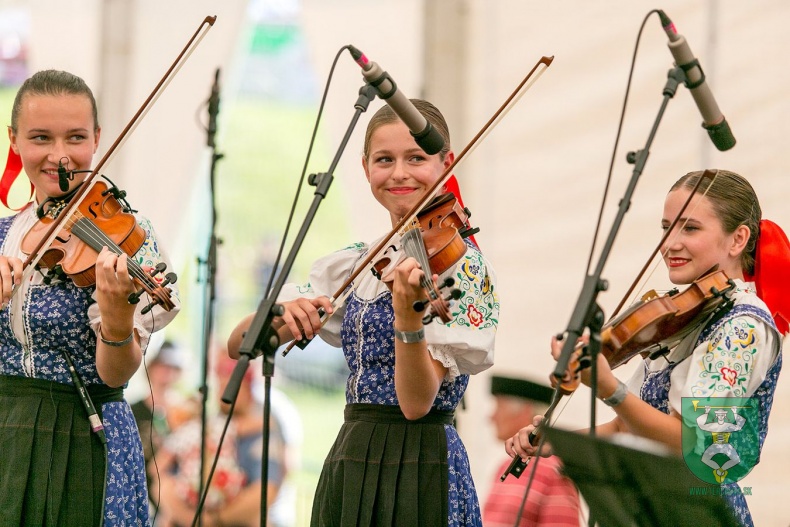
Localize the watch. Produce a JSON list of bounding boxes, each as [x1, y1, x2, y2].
[[393, 327, 425, 343], [601, 380, 629, 407]]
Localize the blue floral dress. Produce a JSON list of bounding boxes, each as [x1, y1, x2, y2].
[[281, 236, 498, 526], [0, 201, 180, 526], [629, 281, 782, 527]]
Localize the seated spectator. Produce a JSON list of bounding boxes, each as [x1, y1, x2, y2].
[[154, 348, 301, 527]]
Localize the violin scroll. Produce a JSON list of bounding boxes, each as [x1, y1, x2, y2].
[[412, 276, 463, 324], [550, 335, 587, 396], [371, 192, 475, 324], [128, 262, 178, 314]]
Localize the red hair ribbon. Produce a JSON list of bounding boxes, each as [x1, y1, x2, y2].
[[0, 145, 34, 210], [442, 174, 478, 249], [744, 219, 790, 334]]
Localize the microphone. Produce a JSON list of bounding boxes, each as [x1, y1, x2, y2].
[[658, 10, 735, 151], [348, 45, 445, 155], [207, 68, 221, 148], [57, 159, 70, 192]]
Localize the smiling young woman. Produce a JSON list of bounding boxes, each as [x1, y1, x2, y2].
[[0, 69, 180, 526], [507, 169, 790, 527], [229, 99, 499, 526]]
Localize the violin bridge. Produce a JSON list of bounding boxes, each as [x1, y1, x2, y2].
[[640, 289, 660, 302]]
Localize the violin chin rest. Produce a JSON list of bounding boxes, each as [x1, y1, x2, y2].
[[647, 345, 670, 361]]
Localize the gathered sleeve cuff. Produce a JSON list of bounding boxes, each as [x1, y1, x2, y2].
[[277, 243, 368, 348]]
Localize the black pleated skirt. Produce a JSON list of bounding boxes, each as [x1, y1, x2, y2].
[[311, 403, 453, 527], [0, 375, 122, 527]]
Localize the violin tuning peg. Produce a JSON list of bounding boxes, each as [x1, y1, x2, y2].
[[160, 272, 178, 287], [445, 288, 462, 302], [412, 299, 429, 313], [459, 226, 480, 240], [147, 262, 166, 276], [128, 288, 144, 305], [437, 277, 455, 290], [576, 355, 592, 371]]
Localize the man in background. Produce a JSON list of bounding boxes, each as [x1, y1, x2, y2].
[[483, 375, 581, 527]]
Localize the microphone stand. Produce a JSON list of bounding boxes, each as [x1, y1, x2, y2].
[[196, 67, 223, 521], [552, 65, 686, 470], [221, 83, 379, 527]]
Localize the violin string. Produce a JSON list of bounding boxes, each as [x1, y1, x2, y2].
[[39, 204, 153, 287], [281, 56, 553, 354], [69, 213, 156, 287], [400, 222, 436, 294], [17, 18, 214, 300], [318, 57, 554, 316]]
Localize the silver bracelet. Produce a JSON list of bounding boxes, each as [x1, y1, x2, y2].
[[99, 329, 135, 347], [601, 379, 629, 407], [393, 327, 425, 343]]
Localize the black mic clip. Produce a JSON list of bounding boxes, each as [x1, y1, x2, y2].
[[365, 69, 397, 99], [676, 58, 705, 90], [57, 159, 72, 192]]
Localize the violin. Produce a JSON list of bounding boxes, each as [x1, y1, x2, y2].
[[372, 192, 477, 323], [21, 179, 177, 313], [601, 268, 735, 368], [548, 269, 735, 395], [502, 269, 736, 481]]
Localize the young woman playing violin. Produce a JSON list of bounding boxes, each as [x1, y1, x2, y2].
[[506, 170, 788, 527], [0, 70, 180, 526], [228, 99, 499, 526]]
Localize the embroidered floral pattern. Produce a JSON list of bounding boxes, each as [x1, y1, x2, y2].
[[640, 300, 781, 527], [451, 248, 498, 330], [694, 312, 762, 397], [466, 304, 483, 327]]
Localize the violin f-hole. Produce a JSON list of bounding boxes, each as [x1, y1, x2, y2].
[[85, 199, 103, 220]]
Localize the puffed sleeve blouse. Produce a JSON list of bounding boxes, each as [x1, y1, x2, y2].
[[279, 235, 498, 380]]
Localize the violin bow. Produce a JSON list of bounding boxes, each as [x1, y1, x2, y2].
[[610, 168, 718, 318], [14, 16, 217, 293], [282, 55, 554, 353]]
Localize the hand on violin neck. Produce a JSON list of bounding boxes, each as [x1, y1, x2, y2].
[[95, 248, 137, 319], [390, 256, 429, 318], [550, 333, 618, 396], [506, 415, 552, 461]]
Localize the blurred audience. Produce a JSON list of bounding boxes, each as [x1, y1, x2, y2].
[[153, 348, 301, 527], [483, 375, 581, 527], [132, 340, 192, 511]]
